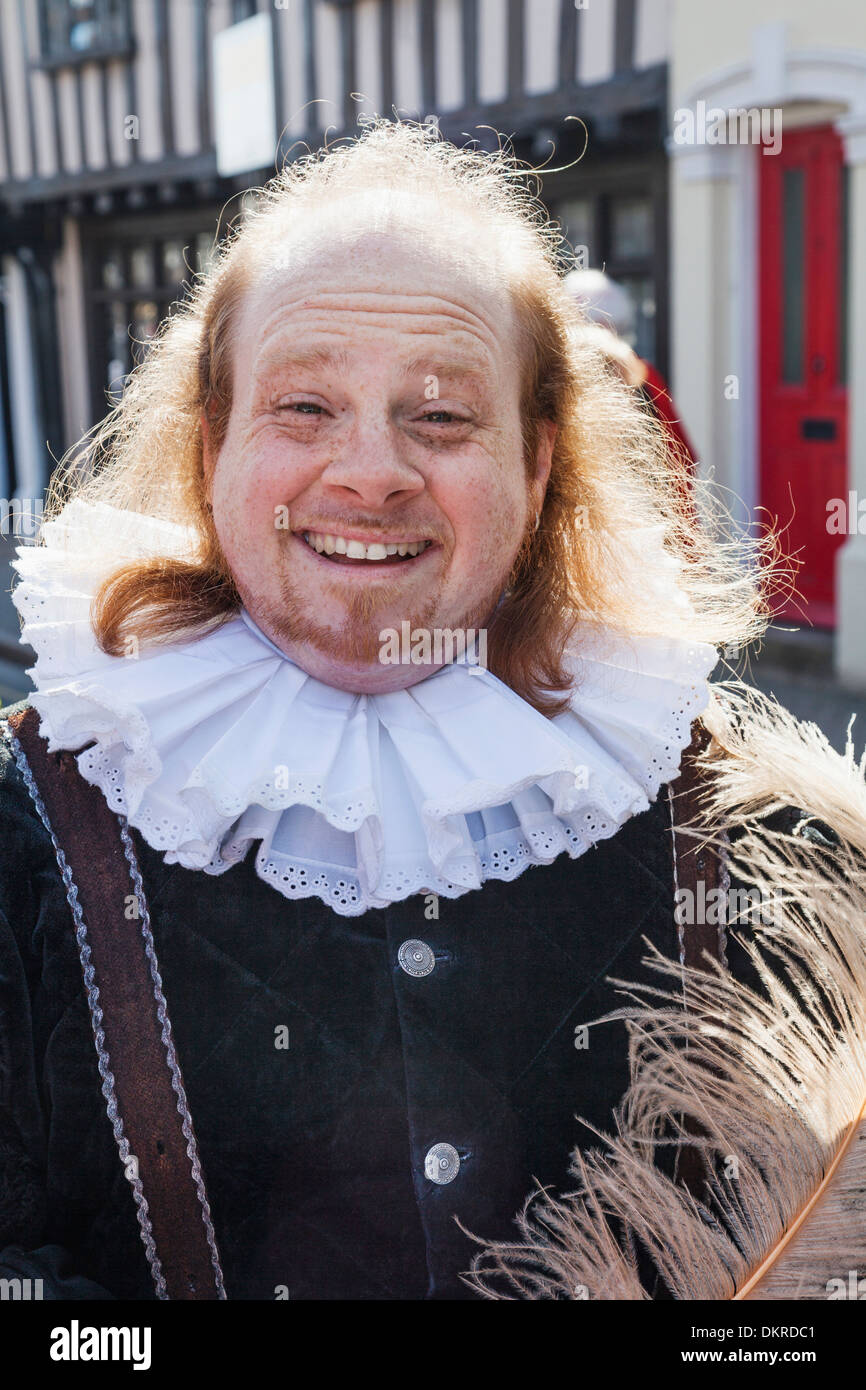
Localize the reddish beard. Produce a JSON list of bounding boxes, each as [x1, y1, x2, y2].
[[256, 562, 504, 668], [273, 568, 435, 664]]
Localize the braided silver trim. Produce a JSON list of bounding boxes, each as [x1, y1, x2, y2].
[[118, 818, 226, 1299], [1, 718, 168, 1299], [2, 718, 226, 1299], [667, 785, 687, 969], [715, 827, 731, 971]]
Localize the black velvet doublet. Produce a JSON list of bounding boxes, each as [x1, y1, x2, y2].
[[0, 697, 707, 1300]]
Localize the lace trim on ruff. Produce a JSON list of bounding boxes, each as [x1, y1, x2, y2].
[[64, 656, 708, 915]]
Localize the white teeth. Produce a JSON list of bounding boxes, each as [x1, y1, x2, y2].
[[301, 532, 431, 560]]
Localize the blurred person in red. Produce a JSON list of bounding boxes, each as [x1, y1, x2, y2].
[[563, 267, 698, 473]]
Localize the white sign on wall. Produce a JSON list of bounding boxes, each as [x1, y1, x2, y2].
[[213, 12, 276, 178]]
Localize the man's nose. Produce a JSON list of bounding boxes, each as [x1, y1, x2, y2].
[[319, 423, 425, 509]]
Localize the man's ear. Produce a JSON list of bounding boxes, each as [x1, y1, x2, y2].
[[532, 418, 557, 507]]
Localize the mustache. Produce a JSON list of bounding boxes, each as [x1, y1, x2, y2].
[[287, 512, 448, 543]]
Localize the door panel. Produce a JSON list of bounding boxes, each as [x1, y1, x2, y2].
[[759, 125, 848, 627]]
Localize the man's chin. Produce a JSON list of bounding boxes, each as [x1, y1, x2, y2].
[[251, 577, 503, 688], [277, 633, 442, 693], [307, 626, 395, 669], [251, 603, 425, 682]]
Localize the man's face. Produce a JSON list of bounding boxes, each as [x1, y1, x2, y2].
[[204, 224, 554, 692]]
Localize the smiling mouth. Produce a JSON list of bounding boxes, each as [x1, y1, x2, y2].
[[297, 530, 437, 566]]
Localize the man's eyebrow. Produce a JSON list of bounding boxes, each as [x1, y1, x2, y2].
[[251, 343, 493, 384], [253, 344, 352, 376], [402, 353, 492, 382]]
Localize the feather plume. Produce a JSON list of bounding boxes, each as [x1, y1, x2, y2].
[[460, 683, 866, 1300]]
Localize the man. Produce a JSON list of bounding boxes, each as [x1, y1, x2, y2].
[[0, 122, 863, 1301]]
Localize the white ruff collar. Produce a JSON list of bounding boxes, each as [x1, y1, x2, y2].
[[12, 501, 717, 916]]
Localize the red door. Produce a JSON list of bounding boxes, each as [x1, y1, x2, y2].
[[759, 125, 848, 627]]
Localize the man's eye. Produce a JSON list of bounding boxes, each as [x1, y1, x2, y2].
[[420, 410, 466, 424], [275, 401, 324, 415]]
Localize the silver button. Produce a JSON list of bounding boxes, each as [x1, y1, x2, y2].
[[398, 939, 435, 977], [424, 1142, 460, 1185]]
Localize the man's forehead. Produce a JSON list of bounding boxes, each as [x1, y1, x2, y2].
[[237, 222, 519, 368], [252, 207, 506, 293]]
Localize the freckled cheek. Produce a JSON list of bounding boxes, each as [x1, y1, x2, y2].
[[455, 475, 525, 555], [215, 437, 316, 535]]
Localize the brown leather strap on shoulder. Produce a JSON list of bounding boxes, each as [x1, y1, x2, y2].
[[5, 705, 225, 1300], [670, 720, 727, 973], [668, 718, 727, 1200]]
